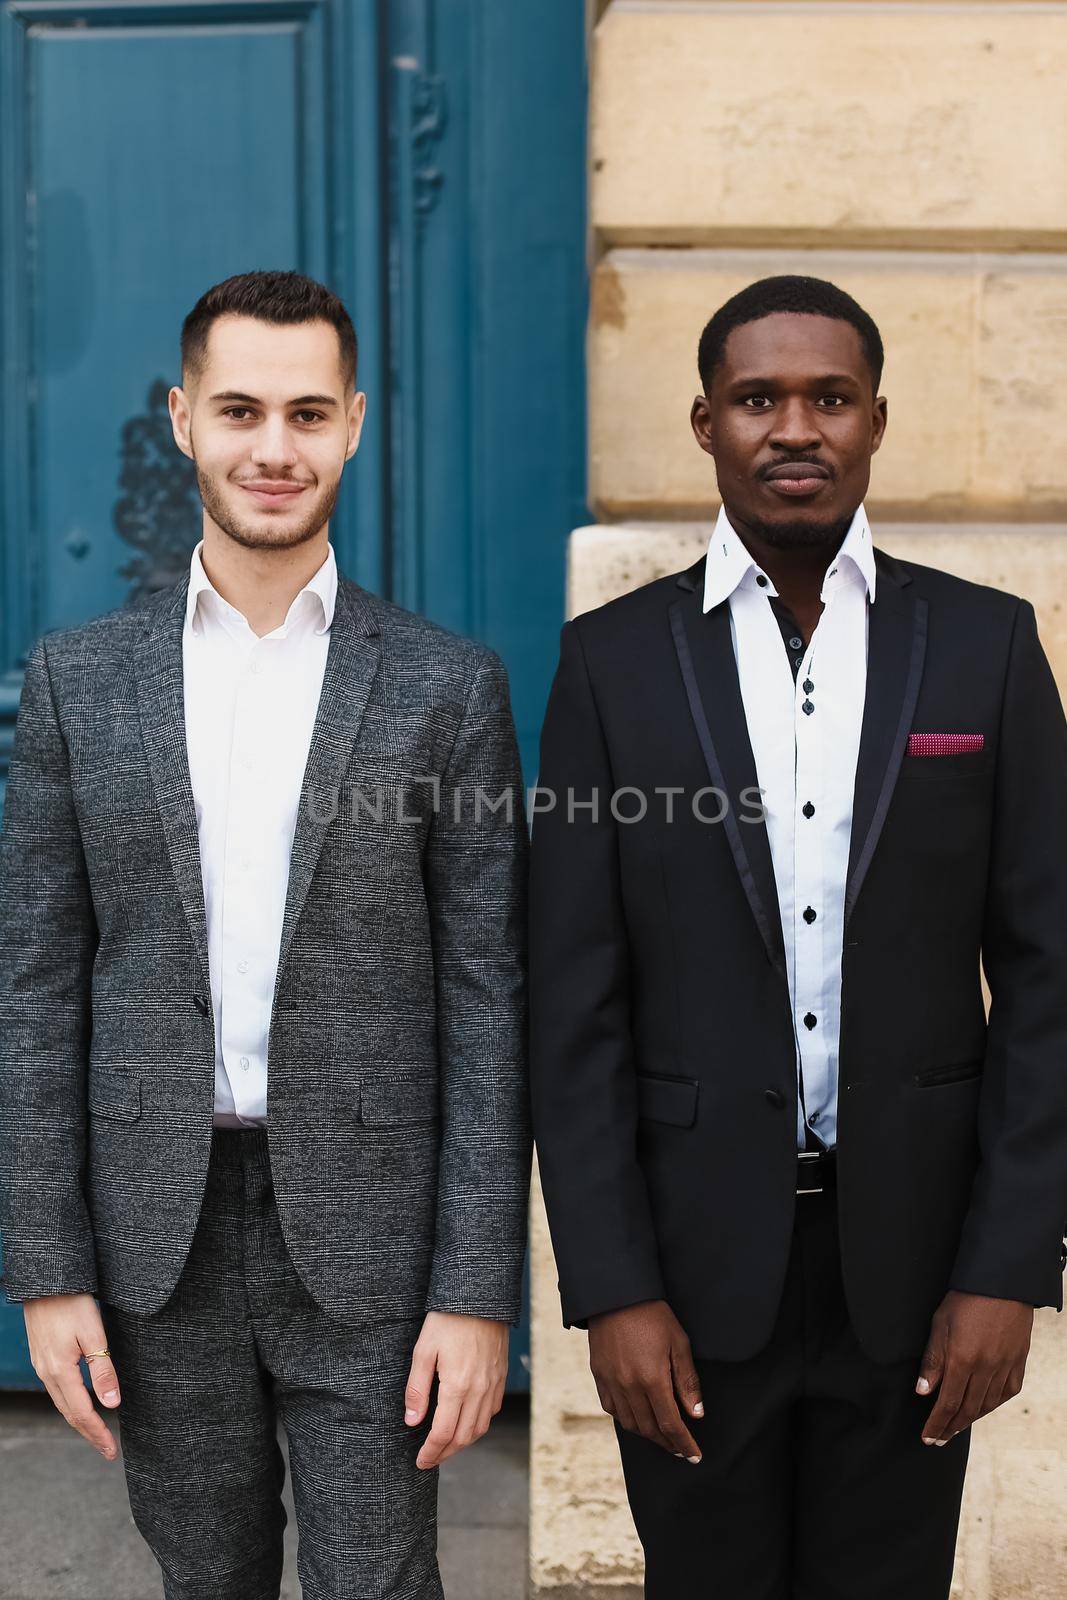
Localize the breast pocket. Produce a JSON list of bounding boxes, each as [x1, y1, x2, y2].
[[357, 1073, 440, 1128], [898, 752, 991, 782]]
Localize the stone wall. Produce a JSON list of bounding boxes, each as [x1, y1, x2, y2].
[[530, 3, 1067, 1594]]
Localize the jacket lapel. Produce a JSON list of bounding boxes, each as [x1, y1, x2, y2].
[[135, 577, 212, 1001], [271, 577, 381, 996], [669, 544, 927, 965], [669, 565, 787, 977], [844, 548, 927, 925], [134, 570, 383, 1010]]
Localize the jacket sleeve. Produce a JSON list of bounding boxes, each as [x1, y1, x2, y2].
[[422, 648, 531, 1323], [529, 619, 666, 1328], [0, 635, 100, 1302], [950, 599, 1067, 1307]]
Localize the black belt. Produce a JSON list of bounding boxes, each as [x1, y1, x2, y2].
[[796, 1146, 836, 1195]]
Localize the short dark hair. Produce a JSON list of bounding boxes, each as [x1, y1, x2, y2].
[[697, 275, 884, 393], [181, 269, 358, 392]]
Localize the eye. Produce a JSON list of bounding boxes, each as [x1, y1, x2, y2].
[[295, 410, 325, 424], [224, 406, 253, 421], [819, 395, 849, 408], [741, 395, 772, 410]]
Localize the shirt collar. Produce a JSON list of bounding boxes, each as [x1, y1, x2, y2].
[[701, 503, 877, 614], [185, 538, 338, 636]]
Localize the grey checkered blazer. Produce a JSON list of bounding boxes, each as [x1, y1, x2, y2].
[[0, 570, 531, 1325]]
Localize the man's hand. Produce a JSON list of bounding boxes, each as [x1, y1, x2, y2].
[[23, 1294, 121, 1461], [916, 1289, 1033, 1445], [588, 1299, 704, 1462], [404, 1311, 509, 1469]]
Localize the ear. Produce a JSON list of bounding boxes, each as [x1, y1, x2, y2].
[[690, 393, 716, 459], [346, 391, 367, 461], [870, 394, 888, 456], [168, 386, 194, 461]]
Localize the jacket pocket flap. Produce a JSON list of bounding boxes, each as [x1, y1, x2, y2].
[[88, 1071, 141, 1120], [913, 1060, 983, 1088], [637, 1073, 699, 1128], [359, 1074, 440, 1127]]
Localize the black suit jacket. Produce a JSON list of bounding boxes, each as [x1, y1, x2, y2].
[[529, 547, 1067, 1364]]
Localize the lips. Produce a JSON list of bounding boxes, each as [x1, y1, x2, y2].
[[761, 463, 831, 498], [239, 481, 309, 508]]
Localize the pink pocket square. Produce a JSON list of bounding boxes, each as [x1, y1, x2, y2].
[[906, 733, 984, 757]]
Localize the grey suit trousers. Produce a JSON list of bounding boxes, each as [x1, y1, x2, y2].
[[99, 1127, 443, 1600]]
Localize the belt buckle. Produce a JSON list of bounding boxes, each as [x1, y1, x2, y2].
[[796, 1149, 824, 1195]]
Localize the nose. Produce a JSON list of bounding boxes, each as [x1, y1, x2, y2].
[[251, 416, 300, 473], [767, 398, 822, 454]]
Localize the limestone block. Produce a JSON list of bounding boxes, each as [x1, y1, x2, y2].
[[589, 250, 1067, 521], [591, 3, 1067, 248]]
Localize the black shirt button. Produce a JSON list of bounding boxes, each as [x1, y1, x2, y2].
[[803, 679, 814, 694], [802, 801, 815, 818], [789, 635, 803, 650], [764, 1088, 785, 1108], [803, 906, 817, 923], [756, 574, 769, 588], [803, 1012, 817, 1030], [802, 700, 815, 715], [793, 655, 804, 669]]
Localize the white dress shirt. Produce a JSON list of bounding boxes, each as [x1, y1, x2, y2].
[[183, 539, 337, 1128], [702, 504, 876, 1151]]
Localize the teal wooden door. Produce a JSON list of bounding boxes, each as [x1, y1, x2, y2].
[[0, 0, 586, 1388]]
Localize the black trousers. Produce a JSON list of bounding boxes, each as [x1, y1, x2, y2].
[[615, 1180, 970, 1600]]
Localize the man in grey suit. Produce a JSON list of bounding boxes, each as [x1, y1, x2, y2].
[[0, 270, 531, 1600]]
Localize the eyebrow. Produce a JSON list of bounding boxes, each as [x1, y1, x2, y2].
[[208, 390, 340, 408], [728, 373, 863, 388]]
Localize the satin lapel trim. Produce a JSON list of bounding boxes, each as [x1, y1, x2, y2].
[[669, 590, 786, 976], [134, 578, 212, 1001], [844, 582, 927, 926], [271, 579, 382, 1001]]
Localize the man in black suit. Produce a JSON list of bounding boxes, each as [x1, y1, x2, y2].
[[529, 275, 1067, 1597]]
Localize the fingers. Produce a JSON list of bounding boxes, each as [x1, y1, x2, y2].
[[416, 1371, 504, 1469], [404, 1339, 438, 1427], [596, 1373, 701, 1461], [45, 1363, 118, 1460], [648, 1382, 701, 1462], [425, 1386, 500, 1468], [670, 1335, 704, 1421], [416, 1385, 462, 1469], [29, 1311, 118, 1460], [915, 1334, 945, 1399], [923, 1351, 977, 1445], [85, 1350, 122, 1411], [929, 1365, 1001, 1444]]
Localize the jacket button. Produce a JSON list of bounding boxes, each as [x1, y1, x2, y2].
[[193, 994, 208, 1016], [764, 1088, 785, 1109]]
